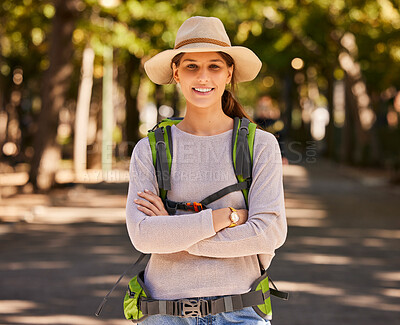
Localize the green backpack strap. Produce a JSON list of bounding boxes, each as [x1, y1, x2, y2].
[[232, 117, 257, 209], [148, 118, 182, 200]]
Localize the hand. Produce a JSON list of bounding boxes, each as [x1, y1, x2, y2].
[[134, 189, 169, 216]]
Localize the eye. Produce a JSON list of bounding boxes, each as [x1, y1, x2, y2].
[[209, 64, 221, 69], [186, 64, 197, 69]]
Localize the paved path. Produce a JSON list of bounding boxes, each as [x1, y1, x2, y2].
[[0, 160, 399, 325]]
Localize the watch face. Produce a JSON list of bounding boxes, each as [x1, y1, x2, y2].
[[230, 212, 239, 223]]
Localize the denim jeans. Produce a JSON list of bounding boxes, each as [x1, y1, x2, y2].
[[137, 295, 271, 325]]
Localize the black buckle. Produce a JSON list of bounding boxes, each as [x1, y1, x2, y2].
[[164, 199, 178, 215], [181, 299, 208, 318], [128, 286, 135, 298]]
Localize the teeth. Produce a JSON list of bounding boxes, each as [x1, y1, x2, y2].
[[194, 88, 212, 93]]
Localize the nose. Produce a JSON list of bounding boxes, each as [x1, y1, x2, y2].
[[196, 66, 209, 83]]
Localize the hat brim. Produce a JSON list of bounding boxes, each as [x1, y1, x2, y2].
[[144, 43, 262, 85]]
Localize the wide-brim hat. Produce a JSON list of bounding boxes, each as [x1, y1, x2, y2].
[[144, 16, 262, 85]]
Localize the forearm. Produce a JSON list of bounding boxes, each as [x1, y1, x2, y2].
[[186, 212, 287, 258], [127, 205, 216, 254], [212, 207, 231, 232]]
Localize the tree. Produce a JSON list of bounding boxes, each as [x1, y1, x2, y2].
[[29, 0, 79, 190]]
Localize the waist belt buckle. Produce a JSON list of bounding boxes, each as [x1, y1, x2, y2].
[[181, 299, 208, 318]]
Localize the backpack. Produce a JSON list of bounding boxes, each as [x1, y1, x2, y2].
[[95, 116, 288, 321]]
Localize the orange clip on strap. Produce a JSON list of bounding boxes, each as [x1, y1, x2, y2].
[[186, 202, 203, 212], [193, 202, 203, 212]]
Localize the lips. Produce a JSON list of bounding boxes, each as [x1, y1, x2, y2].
[[193, 87, 214, 94]]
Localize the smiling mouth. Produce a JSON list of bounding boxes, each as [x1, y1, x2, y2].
[[193, 87, 214, 94]]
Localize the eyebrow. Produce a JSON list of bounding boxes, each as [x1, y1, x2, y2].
[[182, 59, 224, 63]]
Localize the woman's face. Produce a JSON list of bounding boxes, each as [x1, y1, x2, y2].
[[172, 52, 233, 110]]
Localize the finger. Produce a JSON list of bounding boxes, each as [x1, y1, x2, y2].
[[138, 191, 164, 210], [137, 205, 156, 216], [134, 199, 159, 215]]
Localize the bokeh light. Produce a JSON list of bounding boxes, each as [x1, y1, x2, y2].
[[291, 58, 304, 70]]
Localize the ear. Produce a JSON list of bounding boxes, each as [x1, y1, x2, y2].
[[172, 63, 179, 83], [226, 65, 233, 84]]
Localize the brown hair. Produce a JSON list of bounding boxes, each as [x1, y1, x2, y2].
[[171, 52, 254, 121]]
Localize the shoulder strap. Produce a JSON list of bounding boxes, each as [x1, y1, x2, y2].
[[148, 119, 178, 200], [232, 117, 257, 208]]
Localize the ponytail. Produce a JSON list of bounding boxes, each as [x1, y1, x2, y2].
[[222, 89, 254, 122]]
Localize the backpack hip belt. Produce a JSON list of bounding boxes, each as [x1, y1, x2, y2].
[[139, 289, 268, 318], [123, 269, 287, 322]]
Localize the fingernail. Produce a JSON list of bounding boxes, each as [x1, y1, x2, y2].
[[144, 189, 149, 192], [134, 199, 138, 202], [137, 191, 142, 194]]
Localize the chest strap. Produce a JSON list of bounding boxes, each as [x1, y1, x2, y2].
[[139, 289, 268, 318], [163, 178, 251, 215]]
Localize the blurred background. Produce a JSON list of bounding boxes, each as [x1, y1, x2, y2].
[[0, 1, 399, 324]]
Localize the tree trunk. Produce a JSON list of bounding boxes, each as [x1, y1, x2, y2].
[[325, 69, 336, 160], [341, 76, 355, 164], [74, 45, 94, 178], [29, 0, 78, 190], [125, 55, 141, 157], [283, 73, 293, 139], [338, 32, 375, 165]]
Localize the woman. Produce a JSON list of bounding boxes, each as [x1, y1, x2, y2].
[[126, 16, 287, 324]]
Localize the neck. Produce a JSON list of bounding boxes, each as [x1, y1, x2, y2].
[[177, 103, 233, 136]]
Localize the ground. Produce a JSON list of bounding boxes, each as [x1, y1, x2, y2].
[[0, 159, 399, 325]]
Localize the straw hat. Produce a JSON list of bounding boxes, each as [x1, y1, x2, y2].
[[144, 16, 262, 85]]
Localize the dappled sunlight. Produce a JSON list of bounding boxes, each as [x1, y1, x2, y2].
[[286, 218, 327, 227], [382, 288, 400, 298], [275, 282, 400, 313], [88, 246, 126, 255], [337, 294, 400, 312], [286, 207, 327, 219], [282, 252, 352, 265], [275, 281, 346, 296], [72, 274, 125, 285], [294, 236, 347, 247], [324, 228, 400, 239], [2, 315, 126, 325], [361, 238, 387, 248], [284, 198, 325, 209], [103, 254, 133, 264], [367, 229, 400, 239], [282, 252, 385, 266], [374, 271, 400, 282], [0, 261, 71, 271], [0, 300, 39, 314], [22, 207, 126, 224]]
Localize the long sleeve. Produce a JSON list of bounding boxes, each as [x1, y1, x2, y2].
[[125, 138, 216, 254], [185, 131, 287, 258]]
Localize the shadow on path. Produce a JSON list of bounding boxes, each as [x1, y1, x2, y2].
[[0, 160, 399, 324], [271, 160, 400, 325]]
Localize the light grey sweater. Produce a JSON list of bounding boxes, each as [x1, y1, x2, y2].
[[126, 124, 287, 300]]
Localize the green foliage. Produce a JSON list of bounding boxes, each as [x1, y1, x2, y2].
[[1, 0, 399, 165]]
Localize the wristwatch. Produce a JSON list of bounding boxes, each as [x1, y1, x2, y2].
[[228, 207, 239, 228]]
